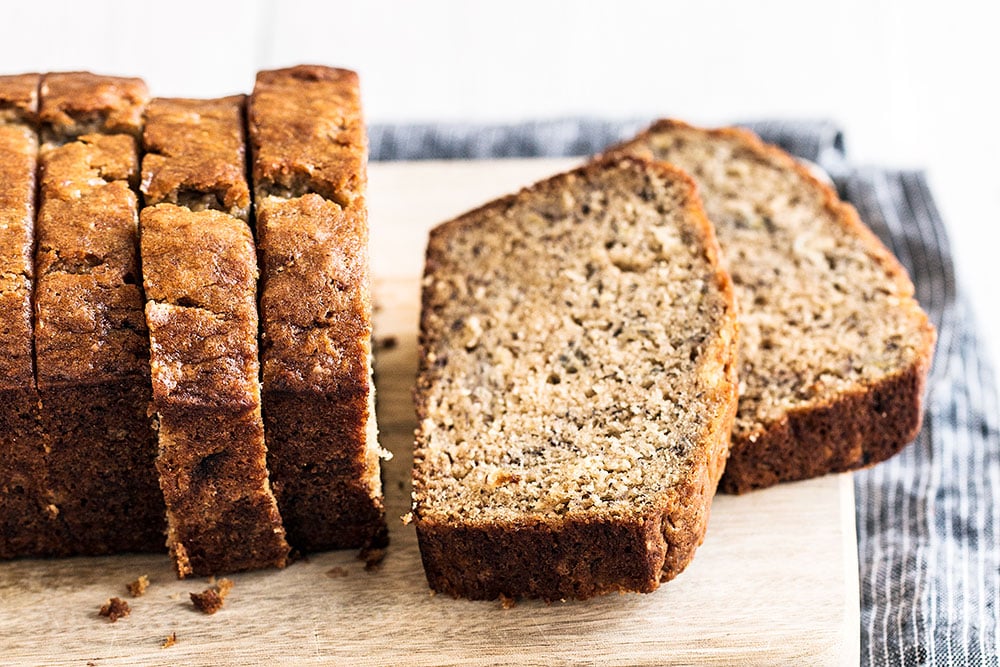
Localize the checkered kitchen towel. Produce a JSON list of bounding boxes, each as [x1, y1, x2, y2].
[[370, 119, 1000, 665]]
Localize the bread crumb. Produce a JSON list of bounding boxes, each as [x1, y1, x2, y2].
[[374, 335, 398, 351], [98, 597, 130, 622], [499, 594, 517, 610], [359, 546, 386, 572], [190, 578, 233, 615], [216, 578, 233, 597], [161, 632, 177, 648], [325, 566, 348, 578], [126, 574, 150, 597]]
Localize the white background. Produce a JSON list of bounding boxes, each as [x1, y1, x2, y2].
[[5, 0, 999, 371]]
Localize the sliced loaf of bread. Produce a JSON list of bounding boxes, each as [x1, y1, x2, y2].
[[608, 120, 936, 493], [412, 156, 739, 600]]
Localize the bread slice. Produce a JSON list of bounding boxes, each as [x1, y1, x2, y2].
[[412, 156, 739, 600], [608, 120, 936, 492], [142, 205, 288, 576], [140, 96, 289, 577], [0, 73, 56, 557], [34, 71, 164, 555], [249, 65, 385, 552]]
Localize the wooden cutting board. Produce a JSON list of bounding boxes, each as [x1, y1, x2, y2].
[[0, 158, 859, 666]]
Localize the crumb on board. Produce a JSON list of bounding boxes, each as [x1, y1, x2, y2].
[[374, 335, 398, 351], [499, 594, 517, 610], [359, 546, 386, 572], [400, 512, 413, 525], [325, 566, 348, 578], [190, 578, 233, 615], [126, 574, 150, 597], [99, 597, 131, 622], [161, 632, 177, 648]]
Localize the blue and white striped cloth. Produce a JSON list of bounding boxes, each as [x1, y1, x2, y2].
[[370, 119, 1000, 665]]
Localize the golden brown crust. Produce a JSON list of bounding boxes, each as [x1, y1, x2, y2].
[[250, 66, 384, 552], [39, 72, 148, 142], [35, 135, 145, 385], [141, 96, 250, 219], [141, 205, 257, 327], [413, 156, 738, 600], [0, 125, 37, 387], [142, 207, 260, 412], [0, 73, 40, 125], [256, 196, 370, 395], [607, 119, 937, 492], [248, 65, 366, 205]]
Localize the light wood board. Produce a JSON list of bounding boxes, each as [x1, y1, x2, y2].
[[0, 159, 860, 665]]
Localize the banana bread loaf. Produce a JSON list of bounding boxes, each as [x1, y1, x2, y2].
[[33, 72, 163, 555], [140, 96, 289, 577], [0, 73, 57, 557], [412, 156, 739, 600], [248, 65, 385, 552], [608, 120, 936, 492]]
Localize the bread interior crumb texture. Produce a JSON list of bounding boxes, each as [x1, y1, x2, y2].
[[416, 163, 732, 522], [630, 129, 929, 439]]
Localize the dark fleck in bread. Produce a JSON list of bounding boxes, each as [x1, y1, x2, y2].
[[0, 73, 56, 557], [412, 156, 739, 600], [39, 72, 148, 144], [34, 72, 163, 555], [140, 96, 289, 577], [607, 120, 936, 493], [249, 65, 385, 552], [141, 96, 250, 220]]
